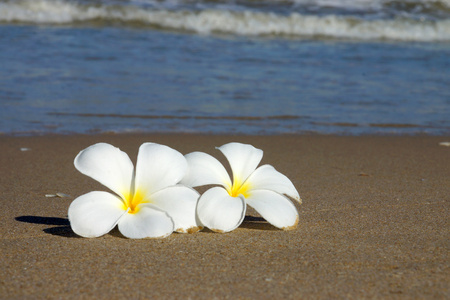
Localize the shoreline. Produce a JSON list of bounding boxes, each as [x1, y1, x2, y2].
[[2, 124, 449, 137], [1, 134, 448, 298]]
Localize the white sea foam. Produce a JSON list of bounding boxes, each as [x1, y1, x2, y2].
[[1, 0, 449, 41]]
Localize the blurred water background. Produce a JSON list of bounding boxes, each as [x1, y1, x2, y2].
[[0, 0, 449, 135]]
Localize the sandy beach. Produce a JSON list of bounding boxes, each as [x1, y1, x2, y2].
[[0, 134, 448, 299]]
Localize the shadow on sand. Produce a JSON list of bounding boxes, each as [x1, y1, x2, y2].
[[15, 215, 279, 238], [15, 215, 78, 238], [240, 216, 278, 231]]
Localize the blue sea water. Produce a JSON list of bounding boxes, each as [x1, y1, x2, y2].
[[0, 0, 449, 135]]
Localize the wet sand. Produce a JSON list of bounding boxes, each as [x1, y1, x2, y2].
[[0, 134, 448, 299]]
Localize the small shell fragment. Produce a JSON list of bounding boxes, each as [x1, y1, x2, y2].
[[56, 193, 71, 198], [20, 148, 31, 151], [45, 193, 71, 198], [439, 142, 450, 147]]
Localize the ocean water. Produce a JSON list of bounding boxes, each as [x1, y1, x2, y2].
[[0, 0, 449, 135]]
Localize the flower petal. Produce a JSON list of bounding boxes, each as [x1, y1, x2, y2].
[[118, 205, 174, 239], [151, 185, 202, 233], [246, 190, 299, 230], [74, 143, 133, 200], [246, 164, 301, 202], [196, 187, 246, 233], [135, 143, 188, 195], [68, 191, 126, 238], [217, 142, 263, 185], [181, 152, 231, 188]]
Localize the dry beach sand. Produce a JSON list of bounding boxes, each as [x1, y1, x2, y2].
[[0, 134, 449, 299]]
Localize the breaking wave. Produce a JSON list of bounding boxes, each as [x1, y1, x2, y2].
[[1, 0, 450, 41]]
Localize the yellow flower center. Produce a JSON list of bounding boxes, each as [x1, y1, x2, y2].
[[122, 189, 149, 214], [227, 178, 251, 198]]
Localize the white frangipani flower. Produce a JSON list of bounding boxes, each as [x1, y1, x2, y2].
[[68, 142, 201, 239], [182, 142, 301, 233]]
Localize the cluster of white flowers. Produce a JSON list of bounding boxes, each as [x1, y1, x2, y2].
[[68, 142, 301, 239]]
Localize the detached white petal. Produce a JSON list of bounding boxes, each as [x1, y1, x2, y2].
[[181, 151, 231, 188], [118, 205, 174, 239], [196, 187, 246, 233], [68, 191, 127, 238], [246, 165, 301, 202], [151, 185, 202, 233], [135, 143, 188, 195], [74, 143, 133, 199], [217, 143, 263, 185], [246, 190, 299, 230]]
